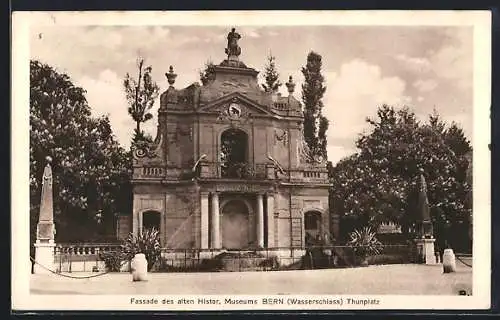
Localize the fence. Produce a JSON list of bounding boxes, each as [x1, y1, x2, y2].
[[156, 244, 416, 272], [50, 243, 416, 273]]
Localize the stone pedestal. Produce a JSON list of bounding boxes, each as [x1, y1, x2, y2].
[[415, 237, 436, 265], [131, 253, 148, 281], [33, 241, 55, 274]]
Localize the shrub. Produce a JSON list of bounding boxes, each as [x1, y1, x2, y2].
[[99, 250, 126, 272], [347, 226, 383, 265], [122, 228, 161, 271]]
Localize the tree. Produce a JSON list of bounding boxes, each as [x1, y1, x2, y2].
[[261, 53, 282, 93], [199, 60, 215, 86], [301, 51, 329, 160], [30, 60, 132, 245], [331, 105, 472, 251], [123, 58, 160, 141]]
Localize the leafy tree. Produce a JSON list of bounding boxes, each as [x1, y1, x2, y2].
[[123, 58, 160, 141], [30, 60, 132, 245], [261, 53, 282, 93], [330, 105, 472, 251], [199, 59, 215, 86], [301, 51, 329, 160]]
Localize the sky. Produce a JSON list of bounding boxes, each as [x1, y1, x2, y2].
[[30, 25, 473, 165]]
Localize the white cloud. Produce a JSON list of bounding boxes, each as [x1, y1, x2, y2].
[[76, 69, 135, 148], [429, 31, 472, 90], [327, 145, 357, 165], [413, 79, 438, 92], [395, 54, 432, 73], [322, 59, 410, 163], [417, 96, 425, 102]]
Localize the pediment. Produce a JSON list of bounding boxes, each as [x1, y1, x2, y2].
[[198, 92, 275, 118]]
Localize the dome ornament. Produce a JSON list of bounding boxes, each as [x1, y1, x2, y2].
[[165, 66, 177, 87], [286, 75, 296, 95]]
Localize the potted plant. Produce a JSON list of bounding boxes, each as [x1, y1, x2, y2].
[[122, 228, 161, 271], [347, 226, 383, 266]]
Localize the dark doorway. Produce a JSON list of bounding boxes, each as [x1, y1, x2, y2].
[[142, 210, 161, 232], [221, 200, 250, 249], [304, 211, 322, 245]]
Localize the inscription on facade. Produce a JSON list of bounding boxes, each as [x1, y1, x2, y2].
[[140, 198, 164, 211], [303, 200, 321, 210]]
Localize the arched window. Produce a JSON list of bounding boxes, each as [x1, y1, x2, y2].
[[220, 128, 248, 178]]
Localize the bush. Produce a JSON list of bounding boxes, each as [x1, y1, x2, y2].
[[99, 250, 127, 272], [347, 227, 383, 265], [122, 228, 161, 271]]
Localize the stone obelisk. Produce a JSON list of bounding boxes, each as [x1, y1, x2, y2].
[[414, 168, 436, 265], [33, 157, 57, 274]]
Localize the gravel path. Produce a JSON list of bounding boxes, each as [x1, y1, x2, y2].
[[30, 263, 472, 296]]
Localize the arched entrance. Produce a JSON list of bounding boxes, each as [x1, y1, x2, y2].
[[142, 210, 161, 232], [220, 128, 248, 178], [221, 200, 250, 249], [304, 211, 322, 245]]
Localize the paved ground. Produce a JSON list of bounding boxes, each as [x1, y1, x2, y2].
[[31, 262, 472, 295]]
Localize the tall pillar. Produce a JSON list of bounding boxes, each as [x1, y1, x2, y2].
[[200, 192, 209, 249], [266, 194, 275, 248], [211, 193, 220, 249], [257, 194, 265, 248], [138, 211, 143, 235], [34, 158, 56, 274]]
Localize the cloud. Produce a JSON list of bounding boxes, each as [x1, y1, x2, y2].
[[413, 79, 438, 92], [429, 28, 473, 90], [394, 54, 432, 73], [327, 145, 358, 165], [75, 69, 135, 148], [322, 59, 411, 163], [417, 96, 425, 102]]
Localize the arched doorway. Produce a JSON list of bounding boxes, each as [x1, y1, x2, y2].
[[304, 211, 322, 245], [142, 210, 161, 232], [221, 200, 250, 249], [220, 128, 248, 178]]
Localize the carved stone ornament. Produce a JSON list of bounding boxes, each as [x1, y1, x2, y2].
[[216, 99, 251, 124], [274, 129, 289, 146], [132, 134, 162, 159]]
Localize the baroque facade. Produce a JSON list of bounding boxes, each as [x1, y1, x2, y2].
[[117, 28, 336, 250]]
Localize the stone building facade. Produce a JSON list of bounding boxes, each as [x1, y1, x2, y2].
[[117, 29, 335, 250]]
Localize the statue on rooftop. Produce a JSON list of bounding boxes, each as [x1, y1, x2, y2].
[[225, 28, 242, 58]]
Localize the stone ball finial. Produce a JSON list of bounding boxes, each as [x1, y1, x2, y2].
[[166, 65, 177, 86], [46, 156, 52, 164], [286, 75, 296, 94]]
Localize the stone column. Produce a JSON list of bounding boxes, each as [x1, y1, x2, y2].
[[266, 194, 275, 248], [211, 193, 220, 249], [200, 192, 209, 249], [256, 194, 265, 248], [138, 211, 143, 235]]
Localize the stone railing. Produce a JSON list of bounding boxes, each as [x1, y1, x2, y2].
[[199, 161, 271, 180], [55, 243, 122, 255], [53, 243, 124, 273], [133, 165, 166, 179]]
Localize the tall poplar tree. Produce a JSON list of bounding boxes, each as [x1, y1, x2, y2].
[[301, 51, 329, 160]]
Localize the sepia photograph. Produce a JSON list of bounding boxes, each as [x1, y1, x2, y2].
[[12, 10, 491, 311]]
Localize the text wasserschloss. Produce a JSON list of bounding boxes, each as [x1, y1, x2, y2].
[[129, 297, 381, 307]]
